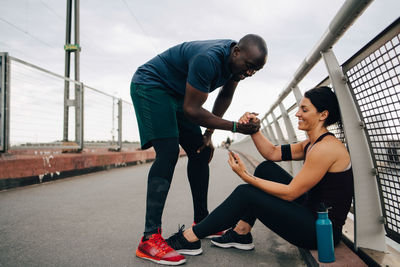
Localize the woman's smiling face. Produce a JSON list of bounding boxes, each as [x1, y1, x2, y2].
[[295, 97, 322, 131]]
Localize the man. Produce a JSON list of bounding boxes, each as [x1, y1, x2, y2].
[[131, 34, 268, 265]]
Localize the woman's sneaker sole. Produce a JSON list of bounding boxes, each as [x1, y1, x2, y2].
[[211, 240, 255, 250], [176, 248, 203, 256]]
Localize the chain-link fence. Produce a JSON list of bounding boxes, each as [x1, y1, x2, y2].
[[0, 54, 139, 152]]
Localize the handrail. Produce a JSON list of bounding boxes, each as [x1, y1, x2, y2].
[[233, 0, 400, 253], [263, 0, 373, 119], [10, 55, 131, 104], [9, 56, 82, 85]]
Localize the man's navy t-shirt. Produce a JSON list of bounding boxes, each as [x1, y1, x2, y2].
[[131, 39, 236, 95]]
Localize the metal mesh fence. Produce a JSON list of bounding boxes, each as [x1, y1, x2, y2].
[[83, 88, 115, 144], [345, 29, 400, 243], [327, 122, 346, 144], [8, 59, 65, 147], [2, 56, 140, 151]]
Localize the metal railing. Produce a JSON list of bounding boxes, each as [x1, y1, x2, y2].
[[0, 53, 139, 152], [342, 19, 400, 245], [0, 53, 9, 152], [232, 0, 399, 252]]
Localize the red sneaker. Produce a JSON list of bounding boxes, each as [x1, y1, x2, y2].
[[192, 222, 225, 239], [136, 231, 186, 265]]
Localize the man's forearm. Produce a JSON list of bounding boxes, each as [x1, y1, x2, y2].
[[183, 79, 239, 132], [211, 94, 232, 118], [185, 106, 260, 135], [209, 80, 237, 125], [184, 106, 234, 131]]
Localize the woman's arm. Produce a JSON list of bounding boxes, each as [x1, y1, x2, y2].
[[228, 142, 335, 201], [239, 112, 308, 161], [239, 113, 279, 160], [250, 131, 281, 161]]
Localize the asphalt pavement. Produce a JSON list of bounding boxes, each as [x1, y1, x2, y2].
[[0, 149, 306, 267]]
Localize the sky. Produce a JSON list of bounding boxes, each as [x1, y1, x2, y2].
[[0, 0, 399, 145]]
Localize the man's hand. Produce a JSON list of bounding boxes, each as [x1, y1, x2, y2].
[[236, 121, 260, 135], [239, 112, 260, 124], [235, 112, 260, 135], [197, 130, 215, 163]]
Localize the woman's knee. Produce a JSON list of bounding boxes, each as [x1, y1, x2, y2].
[[233, 184, 254, 196], [254, 161, 277, 176], [254, 161, 292, 184]]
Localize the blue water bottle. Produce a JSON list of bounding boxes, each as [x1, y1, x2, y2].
[[316, 202, 335, 263]]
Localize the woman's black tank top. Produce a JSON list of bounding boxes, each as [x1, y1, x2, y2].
[[304, 132, 354, 231]]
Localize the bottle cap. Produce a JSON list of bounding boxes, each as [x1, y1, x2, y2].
[[317, 202, 331, 213]]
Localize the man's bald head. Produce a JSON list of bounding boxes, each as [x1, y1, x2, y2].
[[228, 34, 268, 81], [238, 34, 268, 58]]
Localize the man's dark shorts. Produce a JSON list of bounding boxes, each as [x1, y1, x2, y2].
[[130, 82, 202, 149]]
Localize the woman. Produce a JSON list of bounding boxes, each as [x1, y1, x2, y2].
[[166, 86, 354, 256]]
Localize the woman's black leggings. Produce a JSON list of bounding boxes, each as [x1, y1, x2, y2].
[[192, 161, 341, 249]]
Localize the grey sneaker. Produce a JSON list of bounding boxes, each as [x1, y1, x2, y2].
[[211, 228, 255, 250]]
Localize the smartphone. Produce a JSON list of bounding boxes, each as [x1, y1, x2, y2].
[[228, 149, 238, 163]]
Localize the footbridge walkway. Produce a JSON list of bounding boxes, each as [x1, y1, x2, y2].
[[0, 149, 307, 267], [1, 0, 400, 266]]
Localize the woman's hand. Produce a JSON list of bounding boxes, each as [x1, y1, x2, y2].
[[239, 112, 260, 124], [228, 151, 247, 179], [237, 112, 261, 135]]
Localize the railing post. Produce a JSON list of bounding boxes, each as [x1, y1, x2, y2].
[[118, 99, 122, 150], [322, 48, 386, 252], [75, 82, 84, 150], [270, 111, 285, 145], [260, 121, 271, 140], [0, 53, 10, 153], [0, 53, 5, 152], [279, 103, 302, 175], [111, 97, 116, 144], [292, 86, 303, 106], [63, 0, 71, 142], [265, 116, 278, 145], [271, 110, 292, 173]]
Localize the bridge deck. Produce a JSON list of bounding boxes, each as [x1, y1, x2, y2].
[[0, 149, 305, 266]]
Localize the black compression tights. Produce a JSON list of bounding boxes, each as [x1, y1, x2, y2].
[[144, 138, 179, 235], [144, 136, 211, 235], [192, 161, 341, 249]]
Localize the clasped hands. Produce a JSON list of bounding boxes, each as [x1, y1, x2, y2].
[[197, 111, 260, 163], [236, 111, 260, 135]]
